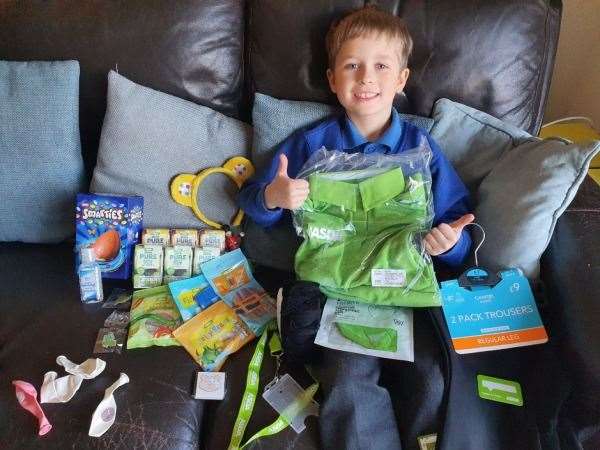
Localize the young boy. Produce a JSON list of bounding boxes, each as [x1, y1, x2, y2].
[[239, 6, 473, 449]]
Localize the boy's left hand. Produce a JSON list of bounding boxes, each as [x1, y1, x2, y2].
[[423, 214, 475, 256]]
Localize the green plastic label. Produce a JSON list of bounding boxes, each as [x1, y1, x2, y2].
[[477, 374, 523, 406]]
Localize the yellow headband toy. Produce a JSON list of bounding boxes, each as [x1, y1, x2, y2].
[[170, 157, 254, 229]]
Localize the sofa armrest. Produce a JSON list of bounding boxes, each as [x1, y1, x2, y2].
[[540, 176, 600, 407]]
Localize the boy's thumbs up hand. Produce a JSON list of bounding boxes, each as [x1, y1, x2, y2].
[[449, 213, 475, 233], [276, 152, 289, 177], [423, 213, 475, 256], [264, 154, 310, 210]]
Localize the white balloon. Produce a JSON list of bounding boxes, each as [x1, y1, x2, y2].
[[89, 373, 130, 437], [56, 355, 106, 379], [40, 371, 83, 403]]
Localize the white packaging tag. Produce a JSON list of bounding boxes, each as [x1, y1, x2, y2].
[[371, 269, 406, 287], [40, 371, 83, 403], [194, 372, 226, 400], [89, 373, 129, 437], [56, 355, 106, 379], [315, 298, 414, 361], [262, 373, 319, 434], [418, 433, 438, 450]]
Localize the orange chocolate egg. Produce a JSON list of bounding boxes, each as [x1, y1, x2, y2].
[[92, 229, 120, 261]]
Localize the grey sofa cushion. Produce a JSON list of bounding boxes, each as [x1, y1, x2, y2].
[[91, 71, 252, 229], [0, 60, 85, 243], [473, 137, 599, 278], [430, 99, 600, 278]]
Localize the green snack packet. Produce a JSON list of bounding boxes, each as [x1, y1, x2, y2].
[[127, 285, 183, 349], [335, 322, 397, 352]]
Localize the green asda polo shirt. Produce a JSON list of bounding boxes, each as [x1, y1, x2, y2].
[[294, 166, 441, 307]]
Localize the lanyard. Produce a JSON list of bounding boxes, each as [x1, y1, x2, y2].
[[227, 322, 318, 450]]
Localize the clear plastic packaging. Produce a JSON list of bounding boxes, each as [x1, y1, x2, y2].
[[314, 298, 414, 361], [200, 249, 276, 335], [93, 328, 126, 354], [102, 288, 132, 310], [292, 142, 441, 307], [78, 248, 104, 303], [103, 310, 130, 328]]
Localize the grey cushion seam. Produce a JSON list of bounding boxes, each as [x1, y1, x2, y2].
[[531, 4, 553, 134], [430, 100, 527, 147], [564, 209, 600, 214], [524, 5, 550, 134]]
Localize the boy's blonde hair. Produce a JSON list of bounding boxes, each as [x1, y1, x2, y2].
[[326, 6, 413, 70]]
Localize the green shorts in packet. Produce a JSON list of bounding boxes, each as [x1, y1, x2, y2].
[[127, 286, 183, 349], [314, 298, 414, 361], [200, 249, 276, 335], [173, 300, 254, 371]]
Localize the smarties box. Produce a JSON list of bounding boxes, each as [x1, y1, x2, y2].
[[75, 194, 144, 279]]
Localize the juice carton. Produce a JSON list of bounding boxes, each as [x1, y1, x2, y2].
[[75, 193, 144, 279]]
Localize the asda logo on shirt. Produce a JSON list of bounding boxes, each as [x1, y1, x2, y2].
[[307, 226, 344, 242]]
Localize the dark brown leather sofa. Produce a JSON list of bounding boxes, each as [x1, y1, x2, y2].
[[1, 1, 598, 449]]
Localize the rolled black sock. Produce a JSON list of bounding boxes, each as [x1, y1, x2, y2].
[[280, 280, 325, 364]]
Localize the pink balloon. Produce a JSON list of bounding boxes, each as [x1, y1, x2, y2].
[[12, 380, 52, 436]]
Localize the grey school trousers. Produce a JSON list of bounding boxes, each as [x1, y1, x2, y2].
[[311, 310, 444, 450]]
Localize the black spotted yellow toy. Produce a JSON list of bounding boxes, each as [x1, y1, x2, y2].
[[170, 157, 254, 229]]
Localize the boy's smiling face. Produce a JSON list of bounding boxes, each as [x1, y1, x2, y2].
[[327, 34, 409, 133]]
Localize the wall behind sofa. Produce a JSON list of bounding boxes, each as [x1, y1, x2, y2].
[[544, 0, 600, 126]]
